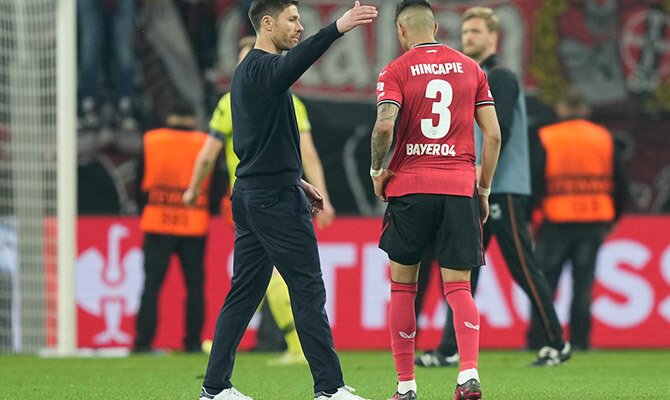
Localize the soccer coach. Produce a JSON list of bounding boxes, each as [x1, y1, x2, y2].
[[198, 1, 377, 400]]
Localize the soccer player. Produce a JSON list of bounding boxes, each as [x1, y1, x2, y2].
[[184, 35, 336, 366], [371, 1, 500, 399], [194, 1, 377, 400], [415, 6, 572, 368]]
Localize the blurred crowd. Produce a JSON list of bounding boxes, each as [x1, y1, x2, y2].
[[77, 0, 238, 215], [76, 0, 670, 216]]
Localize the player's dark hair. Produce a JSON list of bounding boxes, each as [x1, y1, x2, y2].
[[395, 0, 432, 22], [249, 0, 299, 32]]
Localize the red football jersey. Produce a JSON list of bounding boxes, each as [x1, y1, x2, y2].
[[376, 43, 494, 198]]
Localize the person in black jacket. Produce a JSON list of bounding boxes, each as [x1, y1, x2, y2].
[[197, 2, 377, 400]]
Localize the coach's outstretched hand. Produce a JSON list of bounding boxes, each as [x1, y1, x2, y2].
[[336, 1, 378, 33]]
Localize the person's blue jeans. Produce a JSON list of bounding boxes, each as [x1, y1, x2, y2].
[[78, 0, 135, 103]]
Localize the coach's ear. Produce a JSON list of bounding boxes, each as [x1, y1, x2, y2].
[[262, 15, 274, 32]]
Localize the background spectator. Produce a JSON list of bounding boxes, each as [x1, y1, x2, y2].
[[77, 0, 138, 133]]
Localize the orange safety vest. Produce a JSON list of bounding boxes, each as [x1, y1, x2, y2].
[[539, 119, 615, 223], [140, 128, 211, 236]]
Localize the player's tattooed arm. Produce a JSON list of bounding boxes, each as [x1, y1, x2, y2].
[[370, 103, 399, 169]]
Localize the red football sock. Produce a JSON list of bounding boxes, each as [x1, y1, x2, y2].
[[444, 281, 480, 371], [389, 281, 418, 381]]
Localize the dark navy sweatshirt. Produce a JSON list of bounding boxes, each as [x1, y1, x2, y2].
[[230, 22, 342, 189]]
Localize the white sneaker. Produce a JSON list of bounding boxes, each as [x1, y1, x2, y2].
[[314, 385, 370, 400], [531, 341, 572, 367], [199, 387, 253, 400], [414, 350, 459, 367]]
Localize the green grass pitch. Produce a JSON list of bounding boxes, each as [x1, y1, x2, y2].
[[1, 350, 669, 399]]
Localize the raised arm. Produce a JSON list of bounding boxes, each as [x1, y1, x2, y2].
[[336, 1, 378, 33], [267, 2, 377, 93], [370, 102, 399, 201]]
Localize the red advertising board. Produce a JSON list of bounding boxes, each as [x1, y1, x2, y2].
[[76, 216, 670, 350]]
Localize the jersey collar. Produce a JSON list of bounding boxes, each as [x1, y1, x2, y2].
[[412, 42, 441, 49]]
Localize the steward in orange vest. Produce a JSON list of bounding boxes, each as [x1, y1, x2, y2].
[[528, 88, 628, 351], [140, 127, 211, 236], [540, 119, 616, 223], [134, 99, 226, 353]]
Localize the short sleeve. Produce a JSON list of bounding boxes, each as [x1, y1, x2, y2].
[[209, 93, 233, 141], [376, 64, 403, 109], [292, 95, 312, 133], [475, 66, 495, 108]]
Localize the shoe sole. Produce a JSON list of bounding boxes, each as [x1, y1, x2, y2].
[[455, 379, 481, 400]]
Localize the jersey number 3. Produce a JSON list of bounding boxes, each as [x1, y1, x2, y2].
[[421, 79, 453, 139]]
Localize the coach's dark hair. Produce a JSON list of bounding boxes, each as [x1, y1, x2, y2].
[[249, 0, 299, 32], [395, 0, 432, 22]]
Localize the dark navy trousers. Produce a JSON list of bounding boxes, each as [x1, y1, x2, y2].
[[203, 185, 344, 393], [527, 222, 609, 350]]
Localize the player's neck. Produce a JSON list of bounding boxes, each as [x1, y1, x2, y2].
[[408, 36, 437, 50]]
